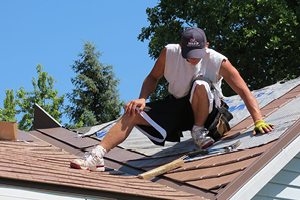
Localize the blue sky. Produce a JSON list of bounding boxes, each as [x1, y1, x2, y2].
[[0, 0, 158, 122]]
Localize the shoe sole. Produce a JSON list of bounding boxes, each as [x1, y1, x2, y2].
[[201, 140, 214, 149], [70, 162, 105, 172]]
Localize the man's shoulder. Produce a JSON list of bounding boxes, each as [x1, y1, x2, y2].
[[165, 44, 180, 51], [207, 48, 221, 55], [207, 48, 227, 60]]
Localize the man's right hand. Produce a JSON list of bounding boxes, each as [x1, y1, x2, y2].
[[125, 98, 146, 115]]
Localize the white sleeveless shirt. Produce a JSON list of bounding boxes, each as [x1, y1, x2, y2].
[[164, 44, 227, 99]]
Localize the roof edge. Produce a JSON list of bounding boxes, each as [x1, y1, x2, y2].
[[217, 118, 300, 200], [0, 177, 160, 200], [33, 103, 62, 129]]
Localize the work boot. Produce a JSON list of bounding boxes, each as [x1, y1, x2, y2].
[[191, 126, 215, 149], [70, 145, 106, 171]]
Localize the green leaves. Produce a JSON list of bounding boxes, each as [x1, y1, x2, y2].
[[0, 65, 64, 130], [1, 90, 17, 122], [66, 42, 122, 127], [16, 65, 64, 130], [140, 0, 300, 97]]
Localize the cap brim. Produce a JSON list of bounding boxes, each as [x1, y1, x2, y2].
[[182, 48, 206, 59]]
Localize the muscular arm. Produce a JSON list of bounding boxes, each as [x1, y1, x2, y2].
[[139, 48, 166, 99], [219, 59, 262, 122], [125, 48, 166, 114]]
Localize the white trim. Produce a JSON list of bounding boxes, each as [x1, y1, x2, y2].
[[139, 110, 167, 142], [0, 184, 85, 200], [136, 126, 165, 143], [230, 133, 300, 200], [35, 103, 62, 127]]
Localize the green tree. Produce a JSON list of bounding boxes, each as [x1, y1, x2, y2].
[[66, 42, 122, 127], [139, 0, 300, 98], [1, 90, 17, 122], [17, 65, 64, 130]]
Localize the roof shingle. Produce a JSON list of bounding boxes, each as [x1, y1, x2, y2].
[[1, 78, 300, 199]]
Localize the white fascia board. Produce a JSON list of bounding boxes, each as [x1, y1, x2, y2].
[[230, 132, 300, 200], [0, 184, 84, 200]]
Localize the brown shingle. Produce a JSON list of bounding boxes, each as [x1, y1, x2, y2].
[[0, 140, 203, 200], [6, 79, 299, 200]]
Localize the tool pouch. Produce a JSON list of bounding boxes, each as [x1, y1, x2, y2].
[[206, 101, 233, 141]]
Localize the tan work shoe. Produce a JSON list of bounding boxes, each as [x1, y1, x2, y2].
[[70, 148, 105, 172]]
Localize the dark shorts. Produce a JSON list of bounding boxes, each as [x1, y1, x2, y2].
[[137, 95, 218, 146]]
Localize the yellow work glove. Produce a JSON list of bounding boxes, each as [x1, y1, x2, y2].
[[253, 120, 273, 135]]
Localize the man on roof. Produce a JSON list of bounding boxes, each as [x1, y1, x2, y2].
[[70, 27, 273, 172]]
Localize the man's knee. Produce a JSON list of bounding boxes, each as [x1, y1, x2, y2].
[[190, 80, 213, 112], [194, 84, 207, 97], [191, 80, 210, 99], [122, 112, 148, 126]]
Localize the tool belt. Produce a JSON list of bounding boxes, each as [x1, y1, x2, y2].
[[206, 100, 233, 141], [193, 76, 233, 141]]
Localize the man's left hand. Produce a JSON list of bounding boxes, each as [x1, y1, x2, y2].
[[253, 120, 273, 135]]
